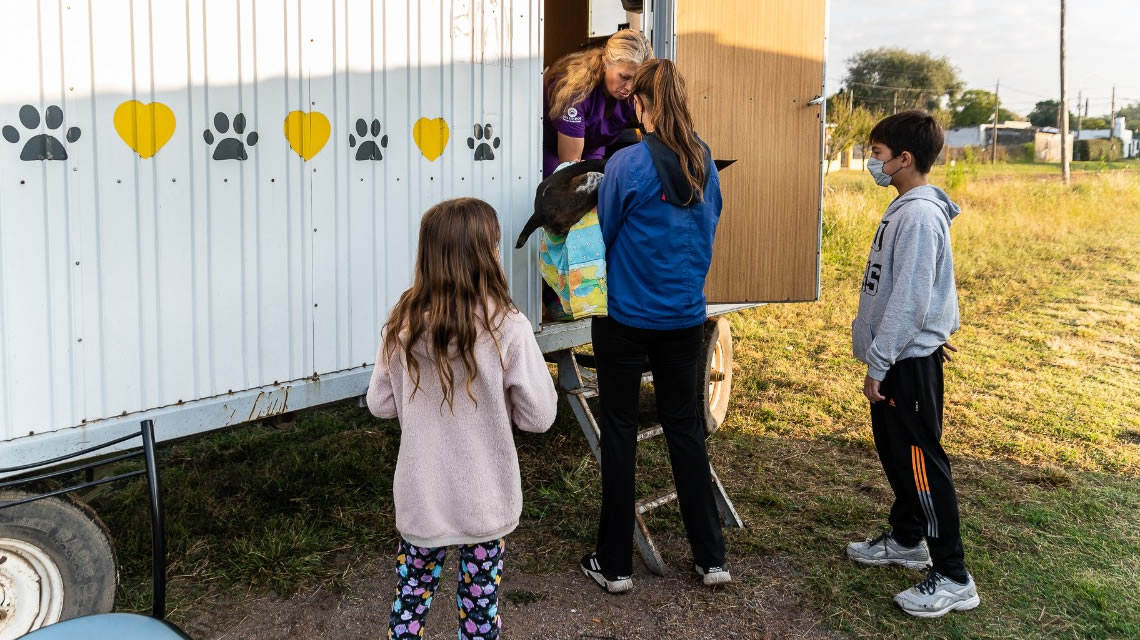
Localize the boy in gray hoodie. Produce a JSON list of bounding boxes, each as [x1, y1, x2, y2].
[[846, 111, 980, 618]]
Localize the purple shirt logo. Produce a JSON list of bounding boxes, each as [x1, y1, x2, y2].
[[563, 107, 582, 124]]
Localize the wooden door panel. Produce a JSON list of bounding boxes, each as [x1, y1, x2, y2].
[[676, 0, 826, 302]]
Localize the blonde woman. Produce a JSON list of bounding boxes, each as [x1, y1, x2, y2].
[[542, 30, 653, 177]]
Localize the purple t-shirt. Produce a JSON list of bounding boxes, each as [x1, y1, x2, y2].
[[543, 82, 635, 177]]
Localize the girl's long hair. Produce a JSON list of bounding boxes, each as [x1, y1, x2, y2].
[[382, 198, 515, 413], [546, 30, 653, 120], [633, 59, 708, 204]]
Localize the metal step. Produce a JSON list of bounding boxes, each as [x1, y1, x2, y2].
[[637, 425, 664, 441], [637, 488, 679, 514]]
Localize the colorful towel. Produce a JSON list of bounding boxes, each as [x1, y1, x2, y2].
[[538, 208, 608, 320]]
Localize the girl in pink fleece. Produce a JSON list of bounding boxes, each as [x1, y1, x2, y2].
[[367, 197, 558, 640]]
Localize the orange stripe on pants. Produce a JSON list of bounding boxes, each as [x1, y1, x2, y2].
[[911, 445, 929, 493]]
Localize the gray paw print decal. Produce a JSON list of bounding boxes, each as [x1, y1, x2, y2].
[[349, 118, 389, 161], [467, 123, 500, 161], [2, 105, 81, 161], [203, 112, 258, 161]]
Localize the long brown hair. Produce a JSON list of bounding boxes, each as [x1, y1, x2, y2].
[[546, 30, 653, 119], [633, 59, 707, 204], [382, 198, 515, 413]]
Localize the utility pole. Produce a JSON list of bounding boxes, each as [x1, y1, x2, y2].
[[1060, 0, 1070, 183], [1110, 84, 1117, 136], [1075, 90, 1082, 139], [992, 79, 1000, 165]]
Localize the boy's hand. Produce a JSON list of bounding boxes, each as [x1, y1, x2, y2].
[[863, 375, 886, 403], [940, 342, 958, 363]]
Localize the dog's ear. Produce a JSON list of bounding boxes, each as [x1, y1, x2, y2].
[[714, 159, 737, 171], [568, 171, 605, 194]]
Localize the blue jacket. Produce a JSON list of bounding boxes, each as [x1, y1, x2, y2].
[[597, 135, 722, 330]]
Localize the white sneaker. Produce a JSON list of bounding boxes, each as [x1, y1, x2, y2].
[[580, 553, 633, 594], [694, 564, 732, 586], [894, 571, 980, 618], [846, 532, 933, 570]]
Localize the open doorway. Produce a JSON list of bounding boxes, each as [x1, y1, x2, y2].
[[542, 1, 648, 161]]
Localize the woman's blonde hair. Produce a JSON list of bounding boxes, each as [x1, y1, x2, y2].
[[383, 198, 515, 414], [546, 30, 653, 120]]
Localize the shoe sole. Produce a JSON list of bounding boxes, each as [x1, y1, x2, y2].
[[895, 594, 981, 618], [581, 565, 633, 594], [848, 555, 934, 570]]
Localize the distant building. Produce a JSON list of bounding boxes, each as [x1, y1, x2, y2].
[[945, 121, 1073, 163], [1075, 117, 1135, 158]]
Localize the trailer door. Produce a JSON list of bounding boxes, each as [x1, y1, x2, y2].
[[674, 0, 827, 303]]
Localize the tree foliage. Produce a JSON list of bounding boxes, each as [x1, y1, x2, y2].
[[825, 91, 875, 175], [1028, 99, 1076, 128], [950, 89, 1022, 127], [1115, 103, 1139, 126], [843, 48, 964, 112]]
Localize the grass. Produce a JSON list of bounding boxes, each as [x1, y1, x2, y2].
[[89, 162, 1140, 638]]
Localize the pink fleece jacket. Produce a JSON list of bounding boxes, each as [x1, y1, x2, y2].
[[366, 309, 558, 548]]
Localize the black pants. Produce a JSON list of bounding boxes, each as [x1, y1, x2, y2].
[[592, 315, 726, 575], [871, 349, 967, 581]]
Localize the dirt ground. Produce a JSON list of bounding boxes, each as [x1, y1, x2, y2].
[[179, 540, 842, 640]]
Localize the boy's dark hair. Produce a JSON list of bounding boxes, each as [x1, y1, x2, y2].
[[869, 110, 944, 174]]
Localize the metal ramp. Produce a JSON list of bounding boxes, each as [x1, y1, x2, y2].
[[554, 350, 744, 576]]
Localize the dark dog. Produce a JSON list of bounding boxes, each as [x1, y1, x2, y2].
[[514, 158, 735, 249]]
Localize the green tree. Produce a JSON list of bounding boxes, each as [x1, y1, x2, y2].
[[950, 89, 1022, 127], [825, 91, 875, 175], [1078, 117, 1110, 130], [1115, 103, 1138, 125], [1028, 99, 1076, 128], [843, 48, 964, 112]]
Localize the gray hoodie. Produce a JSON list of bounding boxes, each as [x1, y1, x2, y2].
[[852, 185, 961, 381]]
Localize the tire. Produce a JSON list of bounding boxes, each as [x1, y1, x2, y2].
[[0, 491, 117, 639], [700, 316, 734, 435]]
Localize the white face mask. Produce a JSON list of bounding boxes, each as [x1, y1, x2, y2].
[[866, 155, 898, 187]]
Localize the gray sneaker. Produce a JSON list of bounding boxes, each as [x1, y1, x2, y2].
[[846, 532, 933, 569], [894, 571, 980, 618]]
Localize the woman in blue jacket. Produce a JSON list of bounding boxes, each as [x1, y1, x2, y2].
[[579, 59, 729, 593]]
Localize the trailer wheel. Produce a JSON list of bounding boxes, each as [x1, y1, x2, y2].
[[0, 491, 116, 639], [701, 316, 734, 435]]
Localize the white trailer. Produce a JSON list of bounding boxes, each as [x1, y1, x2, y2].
[[0, 0, 828, 634]]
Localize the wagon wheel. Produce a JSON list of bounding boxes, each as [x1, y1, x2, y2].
[[0, 492, 117, 638], [700, 316, 734, 435]]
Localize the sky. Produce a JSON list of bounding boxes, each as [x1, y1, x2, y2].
[[827, 0, 1139, 120]]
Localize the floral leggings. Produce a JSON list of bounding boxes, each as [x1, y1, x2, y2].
[[388, 537, 504, 640]]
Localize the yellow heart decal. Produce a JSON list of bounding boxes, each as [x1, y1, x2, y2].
[[283, 111, 331, 161], [113, 100, 176, 159], [412, 117, 450, 161]]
